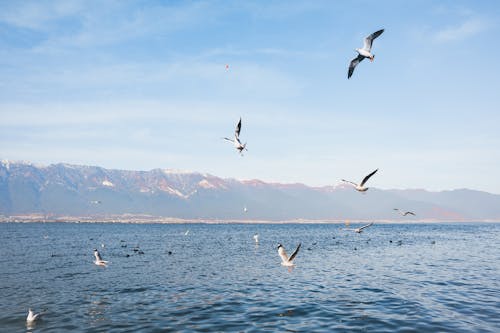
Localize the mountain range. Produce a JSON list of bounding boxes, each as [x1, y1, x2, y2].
[[1, 160, 499, 221]]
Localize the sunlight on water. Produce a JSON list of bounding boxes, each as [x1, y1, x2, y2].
[[0, 222, 499, 332]]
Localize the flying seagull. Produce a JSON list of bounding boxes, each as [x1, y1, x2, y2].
[[277, 243, 301, 266], [348, 29, 384, 79], [223, 117, 247, 155], [26, 308, 42, 324], [394, 208, 416, 216], [345, 222, 374, 233], [93, 249, 108, 267], [342, 169, 378, 192]]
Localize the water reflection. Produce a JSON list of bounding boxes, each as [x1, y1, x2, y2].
[[87, 294, 110, 327]]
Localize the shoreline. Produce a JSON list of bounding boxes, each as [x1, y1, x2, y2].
[[1, 215, 500, 224]]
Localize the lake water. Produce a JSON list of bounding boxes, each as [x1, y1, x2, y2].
[[0, 222, 499, 332]]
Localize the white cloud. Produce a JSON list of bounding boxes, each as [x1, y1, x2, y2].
[[434, 18, 490, 42], [0, 0, 83, 30]]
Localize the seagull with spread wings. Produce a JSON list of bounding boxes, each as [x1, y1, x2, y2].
[[394, 208, 416, 216], [348, 29, 384, 79], [345, 222, 374, 233], [277, 243, 301, 267], [223, 117, 247, 155], [342, 169, 378, 192], [93, 249, 108, 267]]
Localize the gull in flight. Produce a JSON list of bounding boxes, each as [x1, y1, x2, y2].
[[253, 233, 259, 244], [348, 29, 384, 79], [394, 208, 416, 216], [346, 222, 374, 233], [223, 117, 247, 155], [277, 243, 301, 266], [342, 169, 378, 192], [93, 249, 108, 267]]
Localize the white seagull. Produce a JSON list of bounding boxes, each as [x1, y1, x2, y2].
[[223, 117, 247, 155], [277, 243, 301, 266], [348, 29, 384, 79], [346, 222, 374, 233], [342, 169, 378, 192], [93, 249, 108, 267], [253, 233, 259, 244], [26, 308, 42, 324], [394, 208, 416, 216]]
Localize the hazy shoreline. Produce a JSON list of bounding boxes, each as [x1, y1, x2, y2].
[[1, 215, 499, 224]]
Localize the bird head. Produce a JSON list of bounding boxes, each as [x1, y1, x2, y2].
[[277, 243, 283, 249]]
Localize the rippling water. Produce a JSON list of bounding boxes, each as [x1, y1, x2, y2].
[[0, 222, 499, 332]]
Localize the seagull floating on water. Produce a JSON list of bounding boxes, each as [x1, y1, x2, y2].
[[278, 243, 301, 266], [93, 249, 108, 267], [26, 308, 42, 324], [393, 208, 416, 216], [342, 169, 378, 192], [223, 117, 247, 155], [346, 222, 374, 233], [253, 234, 259, 244], [348, 29, 384, 79]]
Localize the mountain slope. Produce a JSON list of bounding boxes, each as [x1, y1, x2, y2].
[[1, 160, 499, 221]]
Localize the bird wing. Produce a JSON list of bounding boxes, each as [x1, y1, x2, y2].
[[363, 29, 384, 51], [341, 179, 359, 187], [360, 169, 378, 187], [359, 222, 374, 230], [348, 54, 364, 79], [279, 247, 289, 263], [404, 212, 416, 216], [235, 117, 242, 138], [95, 251, 103, 261], [288, 243, 301, 262], [223, 137, 234, 143]]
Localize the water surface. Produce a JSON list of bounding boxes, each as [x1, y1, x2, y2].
[[0, 222, 499, 332]]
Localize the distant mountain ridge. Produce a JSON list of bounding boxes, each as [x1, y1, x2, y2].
[[1, 160, 500, 221]]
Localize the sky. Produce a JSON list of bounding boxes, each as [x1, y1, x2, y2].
[[1, 0, 500, 193]]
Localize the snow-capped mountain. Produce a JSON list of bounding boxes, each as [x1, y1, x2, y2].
[[1, 160, 500, 221]]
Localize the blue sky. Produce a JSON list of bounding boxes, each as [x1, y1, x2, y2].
[[1, 0, 499, 193]]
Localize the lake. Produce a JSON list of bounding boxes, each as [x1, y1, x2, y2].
[[0, 222, 499, 332]]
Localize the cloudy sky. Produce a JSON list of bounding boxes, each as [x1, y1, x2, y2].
[[1, 0, 499, 193]]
